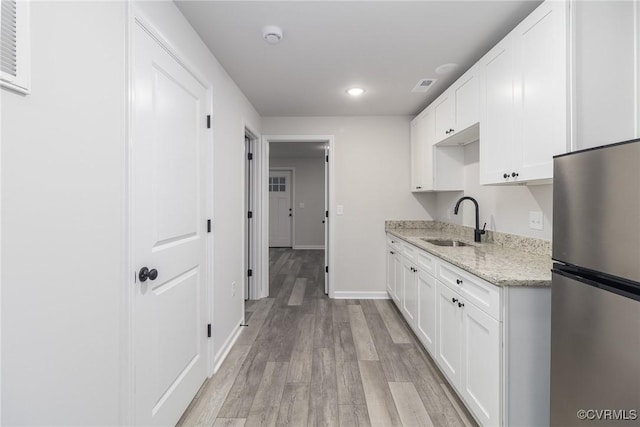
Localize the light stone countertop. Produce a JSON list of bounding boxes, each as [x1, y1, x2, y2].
[[386, 226, 552, 287]]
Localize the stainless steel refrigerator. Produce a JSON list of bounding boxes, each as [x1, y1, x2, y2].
[[551, 139, 640, 426]]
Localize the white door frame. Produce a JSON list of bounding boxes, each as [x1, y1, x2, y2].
[[259, 135, 336, 298], [243, 124, 260, 302], [122, 6, 215, 424], [269, 167, 295, 247]]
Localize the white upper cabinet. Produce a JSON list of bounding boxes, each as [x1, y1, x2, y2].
[[454, 70, 480, 133], [410, 108, 432, 191], [480, 0, 568, 185], [410, 107, 464, 192], [434, 65, 480, 146], [479, 38, 516, 184], [434, 94, 455, 142]]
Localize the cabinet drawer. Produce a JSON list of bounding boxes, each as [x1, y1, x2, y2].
[[387, 234, 402, 251], [416, 250, 435, 276], [437, 261, 501, 320], [402, 242, 417, 261]]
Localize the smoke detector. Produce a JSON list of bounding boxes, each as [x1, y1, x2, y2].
[[411, 78, 437, 93], [262, 26, 283, 44]]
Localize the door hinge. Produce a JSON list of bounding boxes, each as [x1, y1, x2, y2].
[[207, 323, 211, 338], [248, 211, 253, 219], [325, 210, 328, 218], [248, 269, 253, 277], [248, 153, 253, 161], [325, 266, 329, 273], [207, 115, 211, 129], [207, 219, 211, 233]]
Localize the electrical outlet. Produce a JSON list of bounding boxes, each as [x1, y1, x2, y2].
[[232, 281, 236, 297], [529, 211, 543, 230]]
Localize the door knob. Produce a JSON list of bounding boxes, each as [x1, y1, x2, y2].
[[139, 267, 158, 282]]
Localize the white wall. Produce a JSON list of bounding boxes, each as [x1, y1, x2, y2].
[[263, 117, 436, 295], [2, 1, 261, 424], [1, 2, 126, 424], [572, 0, 640, 150], [435, 142, 553, 241], [270, 156, 325, 248]]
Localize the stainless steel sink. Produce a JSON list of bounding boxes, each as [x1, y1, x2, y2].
[[421, 238, 470, 247]]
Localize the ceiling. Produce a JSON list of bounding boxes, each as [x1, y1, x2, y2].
[[270, 141, 326, 158], [176, 1, 543, 117]]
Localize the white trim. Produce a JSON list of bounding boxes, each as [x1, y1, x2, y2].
[[212, 323, 244, 374], [293, 245, 325, 250], [261, 135, 336, 299], [125, 6, 214, 422], [333, 291, 391, 300], [205, 84, 214, 379], [242, 122, 261, 301], [269, 167, 295, 248], [120, 3, 134, 424]]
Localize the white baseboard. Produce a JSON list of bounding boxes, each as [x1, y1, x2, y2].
[[212, 321, 243, 374], [292, 245, 325, 250], [332, 291, 391, 299]]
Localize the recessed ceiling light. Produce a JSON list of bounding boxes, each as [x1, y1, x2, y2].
[[346, 87, 366, 97], [435, 63, 459, 75]]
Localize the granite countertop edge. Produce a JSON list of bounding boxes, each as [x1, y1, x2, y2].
[[386, 228, 552, 288]]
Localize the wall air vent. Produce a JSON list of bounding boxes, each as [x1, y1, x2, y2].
[[1, 0, 30, 94], [411, 78, 437, 93]]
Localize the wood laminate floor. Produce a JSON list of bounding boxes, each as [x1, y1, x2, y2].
[[178, 249, 477, 427]]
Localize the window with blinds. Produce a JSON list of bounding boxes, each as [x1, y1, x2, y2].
[[1, 0, 30, 94]]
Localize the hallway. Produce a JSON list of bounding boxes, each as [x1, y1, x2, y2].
[[178, 249, 476, 426]]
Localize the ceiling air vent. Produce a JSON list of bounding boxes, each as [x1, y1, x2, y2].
[[411, 78, 437, 93]]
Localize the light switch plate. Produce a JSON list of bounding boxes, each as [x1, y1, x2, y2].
[[529, 211, 543, 230], [337, 205, 344, 215]]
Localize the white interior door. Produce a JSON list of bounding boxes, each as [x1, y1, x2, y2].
[[269, 170, 292, 247], [132, 22, 209, 426]]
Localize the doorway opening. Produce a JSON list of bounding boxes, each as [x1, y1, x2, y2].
[[260, 135, 335, 299], [268, 168, 294, 248]]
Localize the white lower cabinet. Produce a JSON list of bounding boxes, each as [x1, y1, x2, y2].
[[386, 244, 396, 296], [401, 258, 418, 328], [461, 297, 501, 426], [416, 270, 436, 355], [435, 281, 463, 386], [386, 233, 550, 426]]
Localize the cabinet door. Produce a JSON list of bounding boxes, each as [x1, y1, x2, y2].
[[417, 270, 437, 355], [461, 302, 501, 427], [514, 0, 567, 182], [386, 246, 395, 296], [392, 253, 403, 308], [436, 281, 462, 388], [410, 109, 435, 192], [454, 69, 479, 132], [479, 37, 516, 185], [434, 94, 455, 143], [410, 114, 426, 191], [402, 259, 418, 328]]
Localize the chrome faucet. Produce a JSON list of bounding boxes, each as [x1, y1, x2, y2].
[[454, 196, 486, 243]]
